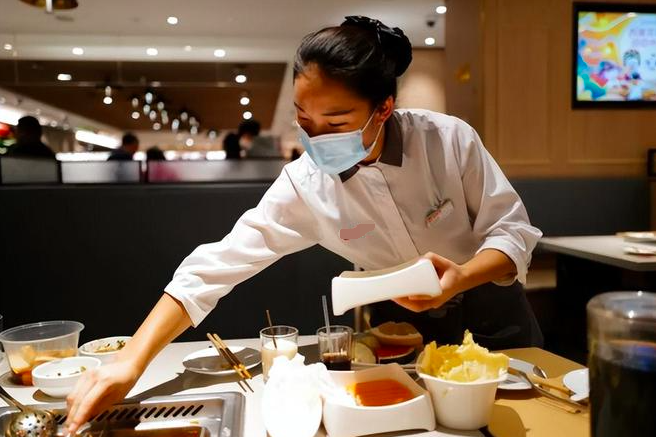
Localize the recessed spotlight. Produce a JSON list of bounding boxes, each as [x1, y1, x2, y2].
[[131, 97, 139, 108], [214, 49, 226, 58], [190, 125, 198, 135], [72, 47, 84, 55], [167, 16, 178, 25], [185, 138, 194, 147], [50, 120, 58, 127], [146, 47, 158, 56], [424, 37, 436, 46], [180, 111, 188, 122], [235, 74, 247, 84], [57, 73, 72, 81], [149, 110, 157, 121], [103, 96, 113, 105], [172, 119, 180, 130], [184, 45, 192, 52], [436, 5, 447, 14], [156, 101, 165, 111], [131, 111, 140, 119], [3, 43, 13, 51], [240, 96, 250, 106], [243, 111, 253, 120], [145, 92, 154, 104], [153, 122, 162, 130], [143, 104, 151, 115]]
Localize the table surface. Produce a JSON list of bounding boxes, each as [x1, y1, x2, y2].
[[539, 235, 656, 271], [0, 336, 588, 437]]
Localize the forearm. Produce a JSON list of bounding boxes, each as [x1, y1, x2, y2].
[[459, 249, 517, 293], [115, 293, 193, 372]]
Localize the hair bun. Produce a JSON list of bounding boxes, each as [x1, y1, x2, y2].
[[342, 16, 412, 77]]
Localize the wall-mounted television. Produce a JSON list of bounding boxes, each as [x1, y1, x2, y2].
[[574, 2, 656, 108]]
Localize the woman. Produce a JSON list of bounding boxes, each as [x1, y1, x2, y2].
[[65, 16, 541, 433]]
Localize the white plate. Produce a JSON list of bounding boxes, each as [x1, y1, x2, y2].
[[622, 232, 656, 243], [623, 245, 656, 256], [182, 346, 261, 376], [563, 369, 589, 399], [498, 358, 536, 390]]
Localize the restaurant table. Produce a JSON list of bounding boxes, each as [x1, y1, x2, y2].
[[0, 336, 588, 437], [539, 235, 656, 272], [537, 235, 656, 362]]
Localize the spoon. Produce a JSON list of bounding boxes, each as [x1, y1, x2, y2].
[[0, 386, 57, 437]]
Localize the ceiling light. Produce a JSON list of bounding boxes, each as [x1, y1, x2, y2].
[[156, 101, 165, 111], [436, 5, 447, 14], [171, 118, 180, 130], [143, 104, 151, 115], [189, 116, 198, 126], [145, 91, 154, 104], [3, 44, 13, 51], [190, 125, 198, 135], [149, 110, 157, 121], [235, 74, 247, 84], [131, 111, 140, 119], [184, 45, 192, 52], [180, 111, 188, 122], [425, 37, 436, 46], [50, 120, 58, 127], [131, 97, 139, 108], [146, 47, 158, 56], [75, 130, 120, 149], [185, 138, 194, 147], [242, 111, 252, 120], [208, 130, 217, 140], [103, 96, 113, 105], [167, 16, 178, 25], [153, 122, 162, 130], [57, 73, 72, 81], [72, 47, 84, 55], [214, 49, 226, 58], [240, 96, 250, 106]]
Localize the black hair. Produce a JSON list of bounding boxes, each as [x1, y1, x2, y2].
[[237, 120, 261, 137], [16, 116, 42, 138], [293, 16, 413, 107], [146, 146, 165, 161], [223, 132, 242, 159], [122, 132, 139, 146]]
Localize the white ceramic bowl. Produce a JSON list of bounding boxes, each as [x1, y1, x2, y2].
[[32, 356, 102, 398], [417, 366, 507, 431], [79, 336, 131, 364], [322, 363, 435, 437]]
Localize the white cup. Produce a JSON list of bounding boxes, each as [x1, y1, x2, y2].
[[418, 370, 506, 430]]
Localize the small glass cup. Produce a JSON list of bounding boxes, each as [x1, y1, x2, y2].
[[317, 325, 353, 371], [587, 291, 656, 436], [260, 325, 298, 382]]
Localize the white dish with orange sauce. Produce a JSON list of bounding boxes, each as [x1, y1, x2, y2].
[[322, 363, 435, 437]]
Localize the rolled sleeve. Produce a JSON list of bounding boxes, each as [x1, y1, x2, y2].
[[457, 121, 543, 286], [164, 165, 321, 327]]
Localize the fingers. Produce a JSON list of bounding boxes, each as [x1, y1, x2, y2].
[[66, 381, 111, 435], [66, 371, 96, 425]]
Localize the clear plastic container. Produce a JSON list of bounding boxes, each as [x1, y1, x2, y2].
[[587, 291, 656, 437], [0, 320, 84, 385]]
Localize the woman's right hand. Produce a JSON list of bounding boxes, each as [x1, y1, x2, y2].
[[65, 358, 143, 435]]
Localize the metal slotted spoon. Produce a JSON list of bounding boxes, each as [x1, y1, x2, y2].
[[0, 387, 57, 437]]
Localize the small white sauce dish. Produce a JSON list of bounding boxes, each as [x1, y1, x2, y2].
[[32, 356, 102, 398], [79, 336, 131, 364]]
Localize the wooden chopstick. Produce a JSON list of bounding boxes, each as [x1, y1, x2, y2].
[[206, 333, 254, 393], [212, 333, 254, 380]]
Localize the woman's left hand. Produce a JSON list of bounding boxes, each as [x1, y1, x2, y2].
[[393, 252, 469, 312]]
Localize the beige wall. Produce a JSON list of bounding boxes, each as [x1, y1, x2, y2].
[[397, 48, 446, 113], [448, 0, 656, 178]]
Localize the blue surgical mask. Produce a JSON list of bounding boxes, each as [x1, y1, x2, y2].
[[296, 110, 383, 175]]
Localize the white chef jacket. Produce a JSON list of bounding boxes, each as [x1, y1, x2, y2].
[[165, 109, 543, 327]]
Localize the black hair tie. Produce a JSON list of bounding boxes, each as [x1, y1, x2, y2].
[[342, 15, 405, 45]]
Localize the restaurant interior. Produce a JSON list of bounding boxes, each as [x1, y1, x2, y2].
[[1, 1, 655, 436]]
